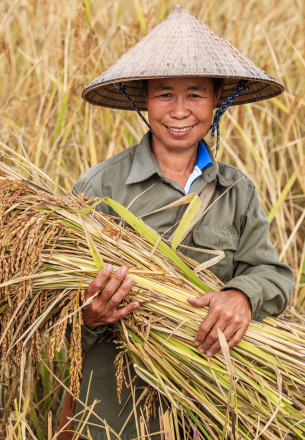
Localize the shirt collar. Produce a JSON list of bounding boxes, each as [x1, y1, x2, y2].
[[196, 140, 212, 170], [125, 132, 163, 185], [125, 132, 232, 188], [200, 140, 233, 188]]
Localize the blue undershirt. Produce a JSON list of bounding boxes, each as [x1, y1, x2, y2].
[[184, 140, 212, 194]]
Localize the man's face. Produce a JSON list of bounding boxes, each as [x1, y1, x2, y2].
[[146, 77, 219, 153]]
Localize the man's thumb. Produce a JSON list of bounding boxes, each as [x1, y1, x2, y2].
[[187, 292, 214, 307]]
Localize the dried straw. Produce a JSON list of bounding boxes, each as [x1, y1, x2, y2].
[[1, 152, 305, 439]]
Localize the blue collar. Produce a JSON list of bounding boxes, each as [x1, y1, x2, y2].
[[197, 140, 212, 170]]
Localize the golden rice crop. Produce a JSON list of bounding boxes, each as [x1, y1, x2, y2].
[[1, 150, 305, 440], [0, 0, 304, 438]]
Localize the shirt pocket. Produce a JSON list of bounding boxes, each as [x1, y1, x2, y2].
[[192, 226, 240, 283]]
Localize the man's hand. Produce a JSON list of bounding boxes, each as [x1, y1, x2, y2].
[[82, 264, 140, 330], [187, 289, 251, 356]]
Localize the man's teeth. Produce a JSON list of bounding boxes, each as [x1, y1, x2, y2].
[[168, 126, 192, 132]]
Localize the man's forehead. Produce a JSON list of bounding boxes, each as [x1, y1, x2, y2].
[[148, 77, 213, 91]]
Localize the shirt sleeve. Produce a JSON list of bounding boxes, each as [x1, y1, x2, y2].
[[66, 324, 108, 352], [72, 176, 98, 198], [221, 185, 295, 321]]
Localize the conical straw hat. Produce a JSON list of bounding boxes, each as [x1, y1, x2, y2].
[[82, 5, 284, 110]]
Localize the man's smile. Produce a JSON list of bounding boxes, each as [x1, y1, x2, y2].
[[166, 125, 194, 132], [165, 125, 195, 137]]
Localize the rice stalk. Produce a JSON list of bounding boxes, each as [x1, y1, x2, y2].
[[1, 155, 305, 439]]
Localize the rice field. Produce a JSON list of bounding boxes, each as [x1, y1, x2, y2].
[[0, 0, 304, 438]]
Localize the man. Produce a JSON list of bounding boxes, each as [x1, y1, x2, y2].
[[59, 6, 295, 439]]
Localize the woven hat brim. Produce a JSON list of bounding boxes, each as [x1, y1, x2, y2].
[[82, 6, 285, 110], [82, 76, 284, 111]]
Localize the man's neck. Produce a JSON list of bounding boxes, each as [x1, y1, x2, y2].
[[151, 137, 198, 187]]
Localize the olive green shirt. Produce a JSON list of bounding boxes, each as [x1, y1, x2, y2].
[[72, 132, 294, 439]]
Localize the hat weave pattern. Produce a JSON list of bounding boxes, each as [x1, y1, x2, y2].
[[82, 6, 284, 110]]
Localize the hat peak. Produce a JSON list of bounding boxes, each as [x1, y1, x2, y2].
[[169, 5, 187, 14], [168, 5, 194, 19]]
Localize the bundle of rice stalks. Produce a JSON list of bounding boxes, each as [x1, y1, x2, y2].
[[1, 150, 305, 440]]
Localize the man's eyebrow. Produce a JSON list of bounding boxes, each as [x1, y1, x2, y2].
[[186, 85, 207, 91]]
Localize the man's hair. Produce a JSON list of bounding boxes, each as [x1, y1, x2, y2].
[[211, 78, 224, 95]]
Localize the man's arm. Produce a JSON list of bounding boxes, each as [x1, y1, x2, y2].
[[221, 185, 295, 320], [188, 184, 295, 356]]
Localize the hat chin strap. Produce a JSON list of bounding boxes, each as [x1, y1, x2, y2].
[[209, 79, 250, 157], [119, 79, 249, 158], [118, 82, 154, 134]]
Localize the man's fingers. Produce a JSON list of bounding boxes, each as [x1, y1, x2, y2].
[[85, 264, 113, 300], [106, 276, 135, 310], [227, 326, 247, 349], [101, 266, 129, 301], [196, 323, 220, 354], [194, 310, 218, 347], [197, 320, 248, 356], [199, 323, 237, 356]]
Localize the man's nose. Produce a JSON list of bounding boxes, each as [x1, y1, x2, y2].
[[170, 97, 191, 118]]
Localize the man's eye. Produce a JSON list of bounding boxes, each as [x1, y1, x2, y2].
[[189, 94, 201, 98]]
